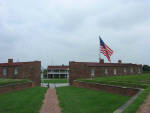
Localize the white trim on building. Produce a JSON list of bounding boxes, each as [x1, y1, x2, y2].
[[47, 65, 69, 79]]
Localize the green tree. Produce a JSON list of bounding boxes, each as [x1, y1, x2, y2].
[[142, 65, 150, 71], [43, 69, 47, 78]]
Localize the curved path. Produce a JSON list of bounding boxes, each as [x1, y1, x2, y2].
[[40, 88, 61, 113]]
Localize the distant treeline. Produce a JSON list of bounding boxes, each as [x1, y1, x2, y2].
[[143, 65, 150, 72]]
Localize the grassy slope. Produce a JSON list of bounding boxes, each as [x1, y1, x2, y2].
[[123, 86, 150, 113], [41, 79, 68, 83], [143, 71, 150, 73], [78, 73, 150, 113], [0, 79, 31, 86], [0, 87, 47, 113], [78, 73, 150, 88], [56, 86, 130, 113]]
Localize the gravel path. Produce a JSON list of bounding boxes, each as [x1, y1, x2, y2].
[[40, 88, 61, 113], [137, 94, 150, 113]]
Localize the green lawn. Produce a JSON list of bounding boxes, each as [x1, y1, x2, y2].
[[78, 73, 150, 113], [0, 78, 31, 86], [0, 87, 47, 113], [123, 86, 150, 113], [41, 79, 68, 83], [78, 73, 150, 88], [143, 71, 150, 73], [56, 86, 130, 113]]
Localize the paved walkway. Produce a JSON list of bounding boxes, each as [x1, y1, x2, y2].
[[40, 88, 61, 113], [137, 94, 150, 113], [41, 83, 69, 88]]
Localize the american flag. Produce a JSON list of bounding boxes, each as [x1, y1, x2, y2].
[[99, 37, 114, 62]]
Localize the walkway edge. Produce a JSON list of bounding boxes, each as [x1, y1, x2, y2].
[[113, 89, 143, 113]]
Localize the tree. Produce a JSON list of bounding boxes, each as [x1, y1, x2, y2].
[[142, 65, 150, 71], [43, 69, 47, 78]]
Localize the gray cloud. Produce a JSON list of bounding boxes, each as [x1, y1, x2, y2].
[[0, 0, 150, 67]]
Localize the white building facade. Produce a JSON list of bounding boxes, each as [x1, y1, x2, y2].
[[47, 65, 69, 79]]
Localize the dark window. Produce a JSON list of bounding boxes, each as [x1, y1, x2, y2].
[[54, 70, 59, 72], [48, 70, 52, 72], [60, 70, 65, 72]]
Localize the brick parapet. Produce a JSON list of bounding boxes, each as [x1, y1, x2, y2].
[[73, 80, 140, 96], [0, 82, 33, 93], [69, 61, 142, 85], [0, 60, 41, 86]]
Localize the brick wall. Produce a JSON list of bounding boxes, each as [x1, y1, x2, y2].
[[69, 61, 142, 84], [73, 81, 139, 96], [69, 62, 90, 84], [21, 61, 41, 86], [0, 60, 41, 86], [0, 82, 32, 94]]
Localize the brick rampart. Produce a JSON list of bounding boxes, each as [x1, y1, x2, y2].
[[0, 60, 41, 86], [69, 61, 142, 85], [73, 81, 140, 96], [0, 82, 32, 93]]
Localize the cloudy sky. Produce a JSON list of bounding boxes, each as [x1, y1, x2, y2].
[[0, 0, 150, 67]]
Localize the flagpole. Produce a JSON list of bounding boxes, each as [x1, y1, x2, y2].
[[99, 36, 101, 62]]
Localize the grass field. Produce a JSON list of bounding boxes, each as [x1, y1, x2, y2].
[[41, 79, 68, 83], [0, 87, 47, 113], [78, 73, 150, 88], [0, 78, 31, 86], [123, 86, 150, 113], [56, 86, 130, 113], [78, 73, 150, 113], [143, 71, 150, 73]]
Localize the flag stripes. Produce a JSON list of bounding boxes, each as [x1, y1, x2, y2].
[[99, 37, 114, 62]]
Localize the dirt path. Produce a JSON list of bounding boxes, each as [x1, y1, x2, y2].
[[40, 88, 61, 113], [137, 94, 150, 113]]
